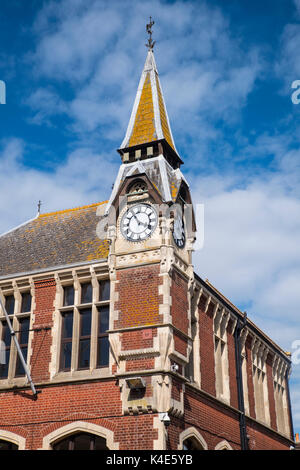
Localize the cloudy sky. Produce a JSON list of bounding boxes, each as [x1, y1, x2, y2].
[[0, 0, 299, 434]]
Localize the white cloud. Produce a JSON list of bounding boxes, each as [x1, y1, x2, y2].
[[0, 138, 118, 234], [25, 87, 68, 126], [294, 0, 300, 17], [276, 3, 300, 90], [25, 0, 262, 148], [190, 143, 300, 352]]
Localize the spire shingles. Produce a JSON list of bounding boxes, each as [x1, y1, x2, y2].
[[120, 50, 178, 155]]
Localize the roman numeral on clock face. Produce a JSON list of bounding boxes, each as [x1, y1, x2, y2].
[[121, 203, 158, 242]]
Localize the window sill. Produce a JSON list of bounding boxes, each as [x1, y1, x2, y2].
[[51, 367, 110, 383], [0, 376, 28, 390]]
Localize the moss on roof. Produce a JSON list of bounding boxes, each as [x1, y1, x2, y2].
[[0, 202, 109, 277]]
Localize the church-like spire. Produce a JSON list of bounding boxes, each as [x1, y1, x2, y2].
[[119, 19, 182, 168]]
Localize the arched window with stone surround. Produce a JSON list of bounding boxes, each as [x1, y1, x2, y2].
[[215, 440, 233, 450], [42, 421, 119, 450], [0, 430, 25, 450], [52, 432, 108, 450], [178, 427, 208, 450]]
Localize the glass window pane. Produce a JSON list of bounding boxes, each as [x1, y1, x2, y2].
[[2, 322, 11, 346], [15, 318, 30, 377], [0, 350, 10, 379], [63, 286, 74, 306], [98, 307, 109, 334], [80, 309, 91, 336], [19, 317, 30, 344], [15, 347, 28, 377], [94, 436, 109, 450], [81, 283, 92, 304], [0, 322, 10, 379], [99, 280, 110, 301], [21, 292, 32, 313], [97, 337, 109, 367], [61, 342, 72, 370], [62, 312, 73, 339], [79, 339, 90, 369], [52, 438, 70, 450], [52, 433, 108, 451], [73, 433, 92, 450], [5, 296, 14, 315]]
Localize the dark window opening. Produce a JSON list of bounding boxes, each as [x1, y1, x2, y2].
[[81, 283, 92, 304], [0, 439, 18, 450], [182, 437, 204, 450], [5, 295, 14, 315], [99, 280, 110, 302], [78, 309, 92, 369], [97, 306, 109, 367], [15, 317, 30, 377], [63, 285, 74, 306], [52, 432, 108, 450], [0, 321, 11, 379], [60, 312, 73, 371], [21, 292, 32, 313]]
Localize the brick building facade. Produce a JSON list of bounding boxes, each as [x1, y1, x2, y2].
[[0, 44, 295, 451]]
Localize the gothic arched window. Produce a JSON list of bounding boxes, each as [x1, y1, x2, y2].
[[52, 432, 108, 450], [182, 436, 205, 450]]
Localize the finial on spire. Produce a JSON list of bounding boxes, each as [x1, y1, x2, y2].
[[145, 16, 155, 50]]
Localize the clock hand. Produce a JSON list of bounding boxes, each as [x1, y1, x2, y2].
[[131, 212, 147, 228]]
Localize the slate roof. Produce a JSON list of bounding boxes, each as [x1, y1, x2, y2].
[[0, 202, 109, 278]]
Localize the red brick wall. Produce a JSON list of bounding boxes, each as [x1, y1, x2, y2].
[[170, 270, 189, 334], [198, 295, 216, 396], [0, 381, 121, 449], [173, 332, 187, 356], [121, 328, 157, 350], [171, 377, 182, 402], [166, 384, 292, 450], [168, 386, 241, 450], [115, 265, 163, 329], [125, 357, 155, 372], [245, 334, 256, 419], [266, 353, 277, 431], [30, 278, 56, 382], [0, 268, 293, 451], [226, 319, 238, 409], [246, 420, 291, 450], [0, 381, 159, 450]]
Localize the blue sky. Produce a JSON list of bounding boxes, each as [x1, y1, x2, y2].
[[0, 0, 299, 436]]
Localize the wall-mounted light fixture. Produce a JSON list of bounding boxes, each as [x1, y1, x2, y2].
[[125, 377, 146, 390]]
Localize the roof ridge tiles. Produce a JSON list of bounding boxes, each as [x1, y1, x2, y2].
[[39, 201, 107, 218]]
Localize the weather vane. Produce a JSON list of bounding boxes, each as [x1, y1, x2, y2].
[[145, 16, 155, 50]]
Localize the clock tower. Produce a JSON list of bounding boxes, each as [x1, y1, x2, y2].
[[100, 31, 198, 447]]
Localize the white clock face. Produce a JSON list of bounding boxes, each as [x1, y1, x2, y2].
[[121, 204, 158, 242], [173, 214, 186, 248]]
